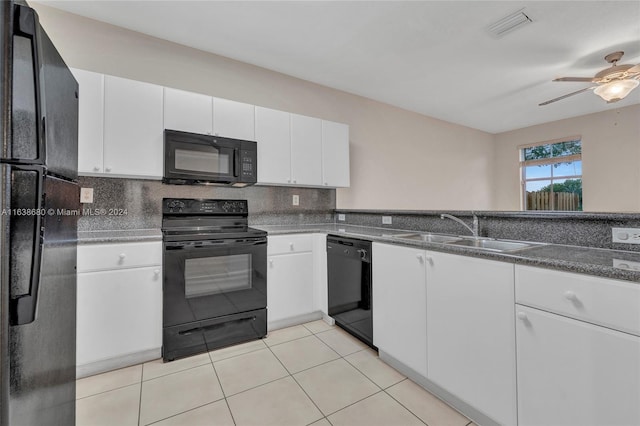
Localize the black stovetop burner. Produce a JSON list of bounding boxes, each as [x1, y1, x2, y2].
[[161, 198, 266, 242]]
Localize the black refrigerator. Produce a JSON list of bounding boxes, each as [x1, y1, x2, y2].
[[0, 1, 79, 425]]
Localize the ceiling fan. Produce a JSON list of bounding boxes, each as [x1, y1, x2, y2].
[[539, 51, 640, 106]]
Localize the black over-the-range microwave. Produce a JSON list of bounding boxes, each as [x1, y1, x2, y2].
[[163, 129, 257, 187]]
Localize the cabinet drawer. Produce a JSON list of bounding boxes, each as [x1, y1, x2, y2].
[[268, 234, 313, 255], [78, 241, 162, 272], [515, 265, 640, 336]]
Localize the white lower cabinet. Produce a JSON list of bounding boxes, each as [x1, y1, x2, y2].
[[76, 242, 162, 376], [426, 252, 517, 426], [516, 305, 640, 426], [77, 267, 162, 366], [267, 252, 314, 324], [372, 242, 427, 377], [267, 234, 323, 328], [515, 266, 640, 426]]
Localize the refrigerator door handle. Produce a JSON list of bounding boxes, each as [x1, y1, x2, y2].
[[9, 166, 44, 326], [9, 3, 44, 164]]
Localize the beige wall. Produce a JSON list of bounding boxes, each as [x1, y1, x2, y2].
[[33, 3, 639, 213], [31, 3, 495, 211], [493, 104, 640, 212]]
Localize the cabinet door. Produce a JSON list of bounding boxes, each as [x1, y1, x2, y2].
[[76, 267, 162, 366], [103, 75, 163, 178], [372, 243, 427, 377], [164, 87, 213, 135], [290, 113, 322, 186], [71, 68, 104, 174], [516, 305, 640, 426], [255, 106, 291, 184], [321, 120, 350, 187], [213, 97, 255, 140], [426, 252, 516, 425], [312, 234, 328, 315], [267, 252, 314, 324]]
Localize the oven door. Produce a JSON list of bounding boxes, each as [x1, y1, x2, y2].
[[163, 237, 267, 327], [162, 237, 267, 360], [164, 130, 238, 184]]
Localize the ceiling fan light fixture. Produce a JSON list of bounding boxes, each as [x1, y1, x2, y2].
[[593, 79, 639, 102]]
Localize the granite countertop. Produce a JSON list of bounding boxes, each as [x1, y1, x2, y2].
[[78, 229, 162, 244], [254, 224, 640, 283]]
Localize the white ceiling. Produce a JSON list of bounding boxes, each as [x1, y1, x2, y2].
[[38, 1, 640, 134]]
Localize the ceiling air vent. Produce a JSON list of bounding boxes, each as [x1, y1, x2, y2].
[[487, 8, 533, 38]]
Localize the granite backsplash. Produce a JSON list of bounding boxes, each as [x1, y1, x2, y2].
[[335, 210, 640, 252], [77, 177, 335, 231], [78, 177, 640, 253]]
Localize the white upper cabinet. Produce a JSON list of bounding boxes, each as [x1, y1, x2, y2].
[[213, 97, 255, 140], [104, 75, 163, 178], [290, 113, 322, 186], [73, 69, 348, 185], [71, 68, 104, 175], [163, 87, 213, 135], [255, 106, 291, 185], [322, 120, 350, 187]]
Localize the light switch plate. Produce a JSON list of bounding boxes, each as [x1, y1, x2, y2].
[[292, 195, 299, 206], [382, 216, 392, 225], [80, 187, 94, 204], [612, 227, 640, 244], [338, 214, 346, 221]]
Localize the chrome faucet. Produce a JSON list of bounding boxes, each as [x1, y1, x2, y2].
[[440, 214, 479, 238]]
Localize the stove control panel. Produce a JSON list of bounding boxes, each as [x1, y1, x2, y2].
[[163, 198, 248, 215]]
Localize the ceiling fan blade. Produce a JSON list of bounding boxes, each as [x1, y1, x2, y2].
[[553, 77, 599, 82], [627, 64, 640, 74], [539, 87, 594, 106]]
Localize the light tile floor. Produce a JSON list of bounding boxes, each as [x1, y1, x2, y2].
[[76, 320, 475, 426]]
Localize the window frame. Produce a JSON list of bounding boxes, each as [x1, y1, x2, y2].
[[519, 136, 582, 211]]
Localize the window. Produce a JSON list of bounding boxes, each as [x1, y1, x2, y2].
[[520, 137, 582, 211]]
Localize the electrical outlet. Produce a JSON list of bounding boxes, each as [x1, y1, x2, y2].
[[80, 187, 94, 203], [613, 258, 640, 271], [338, 214, 346, 221], [612, 227, 640, 244], [382, 216, 392, 225], [292, 195, 299, 206]]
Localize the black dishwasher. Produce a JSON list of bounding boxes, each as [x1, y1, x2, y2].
[[327, 236, 374, 348]]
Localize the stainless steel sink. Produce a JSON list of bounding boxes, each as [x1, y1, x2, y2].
[[392, 233, 462, 244], [447, 238, 538, 252], [385, 231, 542, 253]]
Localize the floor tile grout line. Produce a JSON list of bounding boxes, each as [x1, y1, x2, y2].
[[143, 398, 227, 426], [209, 359, 238, 426], [75, 381, 141, 402], [209, 340, 268, 363], [264, 341, 326, 420], [272, 333, 342, 362], [322, 389, 386, 418], [140, 361, 212, 384], [137, 365, 144, 426], [382, 384, 429, 426], [264, 330, 314, 348], [340, 349, 405, 392]]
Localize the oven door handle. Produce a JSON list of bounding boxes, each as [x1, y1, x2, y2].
[[178, 316, 256, 336]]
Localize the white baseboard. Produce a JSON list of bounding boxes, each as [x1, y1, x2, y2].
[[77, 348, 161, 378], [267, 311, 324, 331]]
